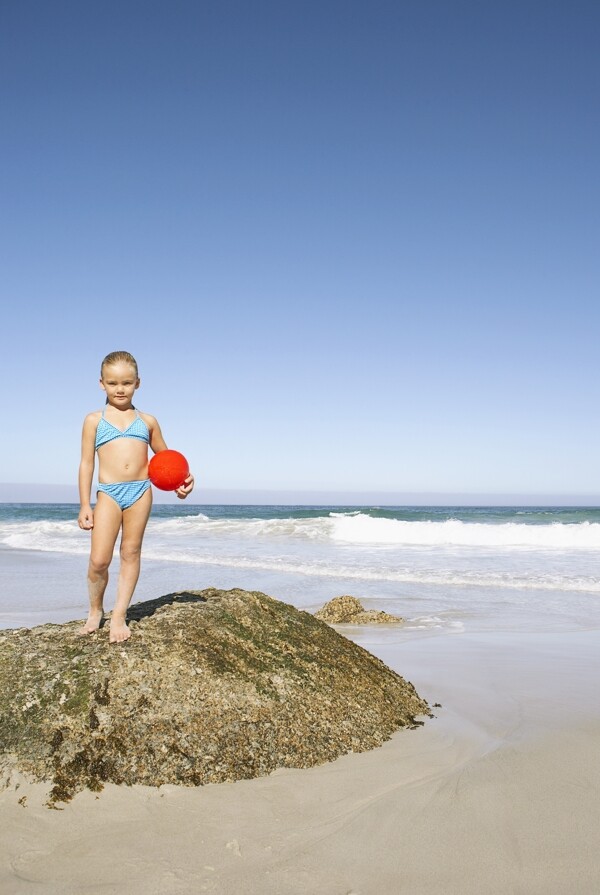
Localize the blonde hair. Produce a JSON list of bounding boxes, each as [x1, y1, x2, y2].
[[100, 351, 139, 378]]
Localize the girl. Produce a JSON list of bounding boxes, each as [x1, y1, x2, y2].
[[78, 350, 194, 643]]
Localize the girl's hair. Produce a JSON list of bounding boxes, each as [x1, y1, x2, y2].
[[100, 351, 139, 378]]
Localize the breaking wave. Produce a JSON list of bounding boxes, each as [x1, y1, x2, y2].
[[3, 512, 600, 553]]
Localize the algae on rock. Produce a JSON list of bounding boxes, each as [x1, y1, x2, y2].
[[0, 588, 430, 803]]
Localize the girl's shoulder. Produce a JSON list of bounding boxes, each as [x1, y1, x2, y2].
[[137, 410, 159, 428], [83, 410, 103, 427]]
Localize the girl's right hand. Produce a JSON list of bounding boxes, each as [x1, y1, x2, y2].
[[78, 506, 94, 530]]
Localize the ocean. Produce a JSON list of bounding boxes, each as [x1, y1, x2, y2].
[[1, 503, 600, 635]]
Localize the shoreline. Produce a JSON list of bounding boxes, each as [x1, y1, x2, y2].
[[2, 627, 599, 893]]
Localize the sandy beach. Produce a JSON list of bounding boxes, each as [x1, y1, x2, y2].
[[2, 625, 599, 894], [4, 0, 600, 887]]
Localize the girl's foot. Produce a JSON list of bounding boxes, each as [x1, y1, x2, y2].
[[109, 615, 131, 643], [78, 609, 104, 635]]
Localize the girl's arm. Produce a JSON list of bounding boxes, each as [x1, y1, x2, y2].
[[147, 415, 195, 500], [78, 415, 97, 530], [147, 415, 168, 454]]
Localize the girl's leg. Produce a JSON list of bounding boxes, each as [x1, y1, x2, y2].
[[110, 487, 152, 643], [79, 492, 123, 634]]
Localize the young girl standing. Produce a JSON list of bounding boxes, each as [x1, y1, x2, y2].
[[78, 351, 194, 643]]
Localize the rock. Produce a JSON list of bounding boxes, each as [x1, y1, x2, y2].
[[0, 588, 428, 803], [314, 595, 404, 625]]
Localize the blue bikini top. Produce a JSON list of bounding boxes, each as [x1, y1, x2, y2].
[[95, 408, 150, 450]]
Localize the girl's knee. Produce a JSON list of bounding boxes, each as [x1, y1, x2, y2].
[[89, 554, 111, 575], [120, 543, 142, 564]]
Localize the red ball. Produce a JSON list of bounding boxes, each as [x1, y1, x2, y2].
[[148, 450, 190, 491]]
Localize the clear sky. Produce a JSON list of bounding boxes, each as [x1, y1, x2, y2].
[[1, 1, 599, 500]]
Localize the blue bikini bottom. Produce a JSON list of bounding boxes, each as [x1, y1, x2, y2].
[[97, 479, 151, 510]]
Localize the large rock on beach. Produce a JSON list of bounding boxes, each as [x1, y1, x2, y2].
[[315, 595, 404, 625], [0, 588, 429, 804]]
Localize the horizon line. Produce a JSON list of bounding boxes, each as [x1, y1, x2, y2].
[[2, 482, 600, 507]]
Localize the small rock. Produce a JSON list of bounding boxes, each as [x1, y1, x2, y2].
[[314, 595, 403, 625]]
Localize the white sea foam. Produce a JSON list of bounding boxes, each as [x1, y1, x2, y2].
[[2, 515, 600, 595], [403, 616, 465, 632], [152, 512, 600, 549], [145, 514, 331, 540], [329, 513, 600, 548], [0, 520, 88, 554], [14, 510, 595, 550], [93, 548, 598, 594]]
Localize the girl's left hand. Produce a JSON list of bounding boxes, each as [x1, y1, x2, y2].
[[176, 473, 195, 500]]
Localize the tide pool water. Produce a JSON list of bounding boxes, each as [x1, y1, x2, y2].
[[1, 504, 600, 633]]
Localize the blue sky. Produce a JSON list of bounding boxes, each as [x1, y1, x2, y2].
[[1, 1, 599, 500]]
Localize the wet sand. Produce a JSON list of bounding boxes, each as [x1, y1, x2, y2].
[[1, 629, 600, 894]]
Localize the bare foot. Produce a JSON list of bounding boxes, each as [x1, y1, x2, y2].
[[78, 609, 104, 635], [109, 616, 131, 644]]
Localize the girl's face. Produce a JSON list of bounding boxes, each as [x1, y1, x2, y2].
[[100, 362, 140, 407]]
